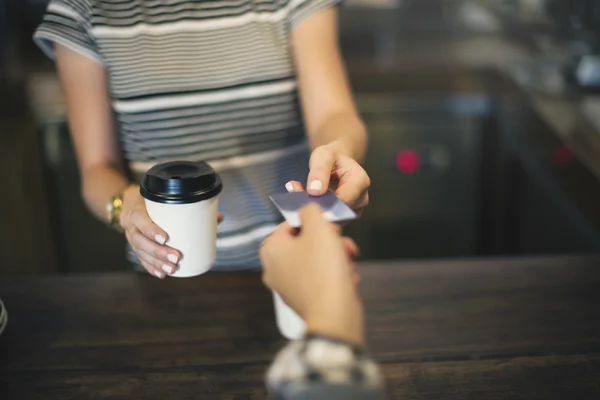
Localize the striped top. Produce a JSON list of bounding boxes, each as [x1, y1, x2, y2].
[[35, 0, 339, 269]]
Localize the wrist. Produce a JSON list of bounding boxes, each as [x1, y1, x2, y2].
[[121, 184, 141, 204], [306, 316, 364, 347], [107, 184, 139, 231], [324, 139, 352, 157], [323, 138, 364, 163], [304, 292, 364, 346]]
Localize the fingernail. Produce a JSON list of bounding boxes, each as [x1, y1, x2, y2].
[[155, 234, 166, 245], [285, 182, 295, 192], [154, 270, 164, 279], [162, 264, 174, 274], [308, 180, 323, 193], [167, 254, 179, 264]]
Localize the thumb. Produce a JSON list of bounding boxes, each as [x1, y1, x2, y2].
[[307, 147, 336, 196]]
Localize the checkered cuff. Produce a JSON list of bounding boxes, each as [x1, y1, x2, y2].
[[266, 336, 383, 396]]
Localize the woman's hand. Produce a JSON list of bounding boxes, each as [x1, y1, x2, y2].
[[120, 185, 180, 279], [119, 185, 222, 279], [286, 143, 370, 214], [260, 204, 364, 346]]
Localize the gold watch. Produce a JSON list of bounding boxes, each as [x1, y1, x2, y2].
[[106, 190, 126, 233]]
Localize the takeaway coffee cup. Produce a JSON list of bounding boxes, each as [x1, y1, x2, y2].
[[140, 161, 223, 278], [273, 292, 305, 340]]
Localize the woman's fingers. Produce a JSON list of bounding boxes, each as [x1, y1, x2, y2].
[[285, 180, 305, 193], [120, 192, 180, 279], [138, 258, 166, 279], [132, 235, 178, 278], [126, 215, 180, 278], [136, 249, 177, 277], [130, 208, 169, 245], [334, 162, 370, 210], [351, 191, 369, 212], [130, 230, 180, 264]]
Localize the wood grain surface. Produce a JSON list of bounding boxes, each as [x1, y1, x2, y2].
[[1, 256, 599, 399]]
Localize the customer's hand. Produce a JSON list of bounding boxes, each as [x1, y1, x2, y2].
[[260, 204, 364, 345], [120, 185, 223, 279], [286, 143, 370, 214]]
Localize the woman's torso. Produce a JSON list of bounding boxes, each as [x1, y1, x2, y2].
[[93, 0, 307, 164], [37, 0, 312, 268], [104, 0, 311, 269]]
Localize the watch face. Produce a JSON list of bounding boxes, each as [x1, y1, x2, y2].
[[107, 195, 125, 232], [106, 199, 115, 220], [107, 196, 122, 223]]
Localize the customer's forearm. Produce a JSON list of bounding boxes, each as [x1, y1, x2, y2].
[[267, 297, 381, 399], [305, 290, 365, 347], [81, 164, 130, 222]]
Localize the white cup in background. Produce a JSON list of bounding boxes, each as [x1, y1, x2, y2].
[[273, 292, 305, 340], [140, 161, 223, 278]]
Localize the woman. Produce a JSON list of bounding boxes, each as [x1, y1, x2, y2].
[[260, 204, 384, 399], [34, 0, 369, 276]]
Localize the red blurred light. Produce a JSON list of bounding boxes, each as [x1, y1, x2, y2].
[[396, 150, 421, 174], [553, 145, 573, 164]]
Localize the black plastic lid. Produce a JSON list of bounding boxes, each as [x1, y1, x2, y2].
[[140, 161, 223, 204]]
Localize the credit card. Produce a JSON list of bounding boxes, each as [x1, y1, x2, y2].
[[269, 191, 357, 227]]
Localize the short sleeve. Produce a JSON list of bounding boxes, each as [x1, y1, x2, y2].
[[33, 0, 102, 64], [289, 0, 343, 27]]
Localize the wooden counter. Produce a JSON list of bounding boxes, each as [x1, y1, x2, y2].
[[1, 255, 600, 399]]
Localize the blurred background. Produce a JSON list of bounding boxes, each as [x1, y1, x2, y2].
[[1, 0, 600, 276]]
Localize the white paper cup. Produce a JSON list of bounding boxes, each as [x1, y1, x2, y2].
[[140, 161, 222, 278], [144, 197, 219, 277], [273, 292, 305, 340]]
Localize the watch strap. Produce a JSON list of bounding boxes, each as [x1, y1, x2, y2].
[[107, 190, 126, 233]]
